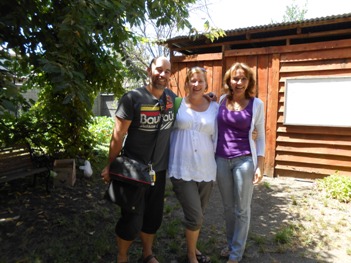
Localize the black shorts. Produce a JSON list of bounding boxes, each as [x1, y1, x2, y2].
[[115, 170, 166, 240]]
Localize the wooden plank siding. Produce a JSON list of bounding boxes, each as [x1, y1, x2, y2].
[[275, 43, 351, 178], [169, 38, 351, 179], [169, 53, 223, 97]]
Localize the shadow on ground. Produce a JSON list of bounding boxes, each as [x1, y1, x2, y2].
[[1, 175, 350, 263]]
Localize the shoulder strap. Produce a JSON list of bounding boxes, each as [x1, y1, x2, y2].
[[174, 97, 182, 115], [148, 92, 166, 164]]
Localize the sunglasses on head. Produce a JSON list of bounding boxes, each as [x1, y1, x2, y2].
[[190, 66, 207, 72]]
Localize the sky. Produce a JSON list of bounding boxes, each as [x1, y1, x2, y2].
[[189, 0, 351, 30]]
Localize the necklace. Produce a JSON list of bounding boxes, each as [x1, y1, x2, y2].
[[234, 103, 241, 111], [232, 99, 247, 111]]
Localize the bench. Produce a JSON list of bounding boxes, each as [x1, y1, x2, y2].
[[0, 144, 51, 192]]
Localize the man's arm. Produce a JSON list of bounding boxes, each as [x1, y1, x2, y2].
[[101, 116, 131, 182]]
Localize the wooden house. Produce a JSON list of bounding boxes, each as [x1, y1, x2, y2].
[[165, 14, 351, 179]]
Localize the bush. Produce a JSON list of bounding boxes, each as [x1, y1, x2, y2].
[[88, 116, 114, 173], [317, 173, 351, 203], [88, 116, 114, 146]]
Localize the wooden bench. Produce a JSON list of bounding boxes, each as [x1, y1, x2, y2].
[[0, 144, 51, 191]]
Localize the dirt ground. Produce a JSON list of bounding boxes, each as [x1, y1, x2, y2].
[[200, 176, 351, 263], [1, 175, 350, 263]]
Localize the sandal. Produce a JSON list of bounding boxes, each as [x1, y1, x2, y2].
[[196, 253, 211, 263], [143, 254, 159, 263]]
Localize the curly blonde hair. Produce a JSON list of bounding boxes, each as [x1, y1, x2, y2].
[[222, 62, 256, 100]]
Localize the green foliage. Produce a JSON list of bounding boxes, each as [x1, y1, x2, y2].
[[162, 218, 182, 238], [87, 116, 114, 173], [0, 111, 36, 147], [283, 0, 308, 22], [0, 103, 95, 159], [202, 21, 226, 42], [274, 224, 296, 245], [249, 233, 266, 246], [0, 48, 32, 115], [317, 173, 351, 203], [0, 0, 195, 157], [88, 116, 114, 146], [270, 0, 308, 24], [263, 181, 271, 189]]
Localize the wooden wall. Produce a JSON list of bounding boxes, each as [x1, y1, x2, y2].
[[169, 53, 223, 97], [170, 39, 351, 179], [273, 39, 351, 179]]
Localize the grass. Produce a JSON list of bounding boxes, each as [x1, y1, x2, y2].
[[262, 181, 271, 190], [275, 175, 351, 259], [316, 173, 351, 203], [274, 224, 295, 245]]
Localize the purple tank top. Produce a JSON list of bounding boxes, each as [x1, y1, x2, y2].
[[216, 97, 253, 158]]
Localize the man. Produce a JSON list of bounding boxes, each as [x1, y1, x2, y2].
[[101, 56, 175, 263]]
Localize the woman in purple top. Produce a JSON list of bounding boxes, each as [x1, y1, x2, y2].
[[216, 62, 265, 263]]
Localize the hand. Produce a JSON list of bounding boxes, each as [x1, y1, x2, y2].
[[204, 92, 217, 102], [253, 168, 263, 185], [101, 165, 111, 183]]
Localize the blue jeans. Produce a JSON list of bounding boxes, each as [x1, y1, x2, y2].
[[216, 155, 254, 262]]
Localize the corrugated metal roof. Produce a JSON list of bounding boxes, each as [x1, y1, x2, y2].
[[225, 12, 351, 32], [169, 13, 351, 40], [166, 13, 351, 55]]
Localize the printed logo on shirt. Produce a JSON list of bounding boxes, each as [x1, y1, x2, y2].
[[140, 95, 174, 131], [140, 105, 161, 130]]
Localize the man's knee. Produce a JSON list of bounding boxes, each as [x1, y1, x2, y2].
[[116, 222, 140, 241]]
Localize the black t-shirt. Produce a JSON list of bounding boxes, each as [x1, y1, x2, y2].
[[116, 86, 177, 172]]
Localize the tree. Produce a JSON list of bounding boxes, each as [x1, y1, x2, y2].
[[269, 0, 308, 24], [120, 0, 225, 87], [282, 0, 308, 22], [0, 0, 197, 157]]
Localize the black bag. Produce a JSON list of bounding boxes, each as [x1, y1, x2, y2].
[[105, 156, 153, 212], [105, 180, 145, 213], [109, 156, 152, 186]]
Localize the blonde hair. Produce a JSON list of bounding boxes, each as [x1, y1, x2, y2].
[[184, 67, 208, 93], [222, 62, 256, 100]]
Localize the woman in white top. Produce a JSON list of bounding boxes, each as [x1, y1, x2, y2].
[[168, 67, 218, 263]]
